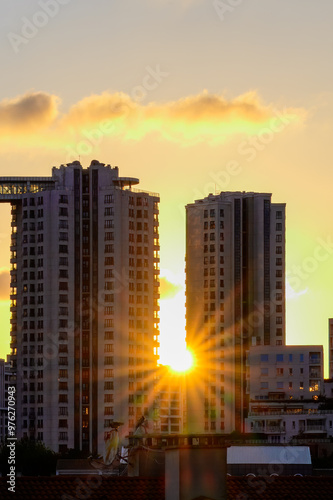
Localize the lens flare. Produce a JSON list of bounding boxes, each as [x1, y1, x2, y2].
[[169, 348, 194, 373]]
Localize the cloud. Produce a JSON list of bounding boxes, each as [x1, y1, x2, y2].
[[160, 276, 183, 299], [158, 91, 272, 123], [62, 90, 306, 145], [0, 91, 59, 135], [0, 89, 306, 149], [0, 271, 10, 301], [61, 92, 137, 128]]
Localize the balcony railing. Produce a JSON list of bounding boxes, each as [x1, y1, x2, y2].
[[249, 409, 333, 416], [304, 425, 326, 432]]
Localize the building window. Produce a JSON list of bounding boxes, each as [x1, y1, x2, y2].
[[59, 195, 68, 204], [276, 211, 282, 219], [105, 194, 114, 204], [59, 207, 68, 217], [260, 354, 269, 362]]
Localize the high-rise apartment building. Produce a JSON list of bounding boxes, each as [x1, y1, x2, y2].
[[0, 160, 160, 454], [185, 192, 286, 434]]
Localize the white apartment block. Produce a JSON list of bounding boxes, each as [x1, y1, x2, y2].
[[185, 192, 286, 434], [247, 345, 323, 402], [245, 345, 333, 442], [1, 160, 160, 454]]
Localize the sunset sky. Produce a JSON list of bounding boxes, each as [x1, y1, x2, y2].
[[0, 0, 333, 375]]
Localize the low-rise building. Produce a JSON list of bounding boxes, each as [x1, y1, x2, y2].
[[245, 345, 333, 442], [247, 345, 323, 402]]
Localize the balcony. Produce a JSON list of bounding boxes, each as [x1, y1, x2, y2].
[[304, 424, 326, 433], [252, 423, 285, 434], [265, 425, 285, 434]]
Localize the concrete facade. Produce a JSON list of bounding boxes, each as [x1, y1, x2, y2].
[[245, 344, 333, 442], [3, 161, 160, 454], [185, 192, 286, 434], [247, 345, 323, 401]]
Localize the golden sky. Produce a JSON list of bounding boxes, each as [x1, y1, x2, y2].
[[1, 0, 333, 375]]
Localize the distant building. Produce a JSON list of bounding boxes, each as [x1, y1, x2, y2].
[[154, 366, 186, 434], [185, 192, 286, 434], [0, 161, 160, 454], [245, 345, 333, 442], [247, 345, 323, 402]]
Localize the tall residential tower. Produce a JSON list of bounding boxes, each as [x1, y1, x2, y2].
[[1, 160, 160, 454], [185, 192, 286, 434]]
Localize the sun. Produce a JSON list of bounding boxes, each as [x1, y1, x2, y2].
[[168, 348, 194, 373]]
